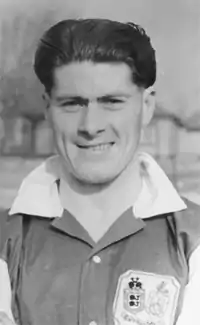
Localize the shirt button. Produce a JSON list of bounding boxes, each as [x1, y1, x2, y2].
[[89, 322, 97, 325], [92, 255, 101, 263]]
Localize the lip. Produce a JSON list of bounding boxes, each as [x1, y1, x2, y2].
[[76, 142, 115, 148]]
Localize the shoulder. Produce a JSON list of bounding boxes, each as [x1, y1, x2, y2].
[[174, 198, 200, 230], [0, 210, 23, 260], [173, 198, 200, 259], [0, 210, 23, 243], [0, 210, 52, 233]]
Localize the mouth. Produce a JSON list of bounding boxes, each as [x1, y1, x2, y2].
[[76, 142, 115, 152]]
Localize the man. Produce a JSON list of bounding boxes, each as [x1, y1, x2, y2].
[[0, 19, 200, 325]]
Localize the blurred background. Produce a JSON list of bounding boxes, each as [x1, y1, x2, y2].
[[0, 0, 200, 208]]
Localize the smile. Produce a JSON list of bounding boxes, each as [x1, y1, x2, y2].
[[77, 142, 115, 151]]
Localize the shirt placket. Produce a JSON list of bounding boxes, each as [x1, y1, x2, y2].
[[78, 251, 111, 325]]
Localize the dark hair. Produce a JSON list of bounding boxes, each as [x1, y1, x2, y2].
[[34, 19, 156, 94]]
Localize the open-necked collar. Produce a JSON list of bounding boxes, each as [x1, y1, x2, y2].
[[9, 152, 187, 219]]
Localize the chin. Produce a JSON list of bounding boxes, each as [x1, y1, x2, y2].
[[73, 169, 118, 185]]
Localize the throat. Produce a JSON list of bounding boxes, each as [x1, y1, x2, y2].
[[60, 187, 132, 242], [76, 212, 120, 242], [59, 157, 142, 241]]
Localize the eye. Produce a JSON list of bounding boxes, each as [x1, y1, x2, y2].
[[56, 100, 83, 113], [106, 98, 124, 104], [100, 98, 125, 110], [59, 100, 79, 107]]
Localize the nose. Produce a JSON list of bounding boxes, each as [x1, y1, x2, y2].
[[78, 102, 105, 137]]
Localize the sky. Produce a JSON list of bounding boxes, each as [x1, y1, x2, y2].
[[0, 0, 199, 118]]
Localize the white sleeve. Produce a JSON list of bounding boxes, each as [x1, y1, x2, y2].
[[176, 244, 200, 325], [0, 259, 15, 322]]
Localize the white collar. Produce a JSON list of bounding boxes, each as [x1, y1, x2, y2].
[[9, 153, 187, 218]]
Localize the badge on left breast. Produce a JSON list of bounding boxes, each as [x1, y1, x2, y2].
[[113, 270, 180, 325]]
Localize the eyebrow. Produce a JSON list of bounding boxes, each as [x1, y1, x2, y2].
[[54, 93, 131, 102], [54, 96, 85, 102]]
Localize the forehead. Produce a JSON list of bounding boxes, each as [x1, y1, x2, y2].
[[52, 61, 137, 97]]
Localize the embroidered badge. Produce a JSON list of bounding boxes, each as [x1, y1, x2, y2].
[[113, 270, 180, 325]]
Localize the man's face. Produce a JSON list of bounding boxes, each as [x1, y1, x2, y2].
[[46, 61, 154, 184]]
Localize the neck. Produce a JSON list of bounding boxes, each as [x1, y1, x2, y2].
[[59, 154, 142, 217]]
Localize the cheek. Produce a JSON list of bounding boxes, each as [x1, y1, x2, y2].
[[50, 112, 77, 140], [116, 111, 142, 145]]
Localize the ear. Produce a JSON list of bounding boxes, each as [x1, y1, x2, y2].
[[42, 92, 51, 120], [141, 87, 156, 127]]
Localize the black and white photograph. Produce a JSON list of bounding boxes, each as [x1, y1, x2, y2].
[[0, 1, 199, 324]]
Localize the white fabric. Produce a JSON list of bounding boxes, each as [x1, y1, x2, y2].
[[134, 153, 187, 218], [176, 245, 200, 325], [0, 259, 14, 322], [9, 156, 62, 218]]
